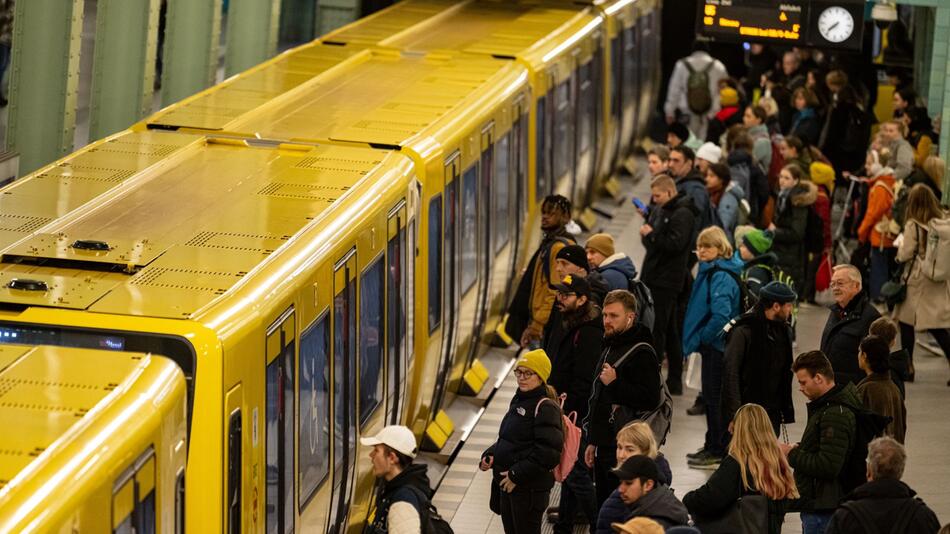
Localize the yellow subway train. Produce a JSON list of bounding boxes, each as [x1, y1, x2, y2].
[[0, 0, 661, 532]]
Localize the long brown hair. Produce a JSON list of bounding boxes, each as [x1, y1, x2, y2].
[[905, 183, 944, 227], [729, 404, 799, 500]]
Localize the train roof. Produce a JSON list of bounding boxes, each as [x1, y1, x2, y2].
[[0, 344, 182, 493], [0, 131, 410, 318], [322, 0, 463, 46], [151, 48, 524, 149]]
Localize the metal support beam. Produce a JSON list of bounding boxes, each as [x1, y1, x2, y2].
[[280, 0, 317, 45], [88, 0, 161, 141], [317, 0, 360, 36], [225, 0, 281, 77], [6, 0, 84, 175], [162, 0, 222, 106]]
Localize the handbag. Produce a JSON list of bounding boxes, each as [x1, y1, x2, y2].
[[692, 493, 770, 534], [881, 247, 916, 307], [608, 343, 673, 445]]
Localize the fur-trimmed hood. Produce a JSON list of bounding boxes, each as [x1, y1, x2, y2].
[[791, 180, 818, 207]]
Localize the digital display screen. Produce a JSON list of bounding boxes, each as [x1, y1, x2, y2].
[[0, 325, 126, 351], [699, 1, 806, 44]]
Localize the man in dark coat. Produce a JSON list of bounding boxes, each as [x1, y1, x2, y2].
[[583, 290, 660, 507], [781, 351, 860, 534], [640, 175, 697, 395], [543, 244, 608, 362], [826, 436, 940, 534], [611, 456, 690, 530], [722, 281, 797, 433], [668, 146, 713, 233], [362, 425, 434, 534], [821, 264, 881, 386]]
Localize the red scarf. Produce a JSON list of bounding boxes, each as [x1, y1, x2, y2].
[[707, 182, 724, 208]]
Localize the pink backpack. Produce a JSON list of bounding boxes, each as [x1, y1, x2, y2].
[[536, 394, 581, 482]]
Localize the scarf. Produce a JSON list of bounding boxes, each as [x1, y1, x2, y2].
[[706, 181, 725, 208]]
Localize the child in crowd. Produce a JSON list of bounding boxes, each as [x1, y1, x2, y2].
[[735, 226, 787, 297]]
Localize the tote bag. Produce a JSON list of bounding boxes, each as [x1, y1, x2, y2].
[[692, 494, 769, 534]]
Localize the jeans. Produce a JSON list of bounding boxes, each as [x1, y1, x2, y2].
[[801, 511, 833, 534], [700, 345, 728, 456], [499, 489, 550, 534], [592, 443, 619, 509], [868, 247, 897, 300], [650, 286, 684, 389], [554, 456, 597, 533]]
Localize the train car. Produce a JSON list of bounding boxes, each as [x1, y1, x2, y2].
[[0, 344, 186, 533]]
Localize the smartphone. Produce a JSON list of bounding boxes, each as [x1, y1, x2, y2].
[[632, 197, 649, 215]]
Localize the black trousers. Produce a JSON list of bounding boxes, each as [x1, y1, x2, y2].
[[554, 454, 597, 533], [592, 443, 619, 509], [499, 489, 550, 534], [898, 322, 950, 364], [650, 285, 684, 389]]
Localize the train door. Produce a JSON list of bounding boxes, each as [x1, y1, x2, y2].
[[265, 307, 295, 534], [224, 385, 244, 534], [328, 251, 358, 533], [466, 123, 494, 370], [508, 97, 526, 285], [387, 203, 409, 424], [431, 154, 460, 410]]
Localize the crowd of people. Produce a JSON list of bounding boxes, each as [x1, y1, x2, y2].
[[358, 42, 950, 534]]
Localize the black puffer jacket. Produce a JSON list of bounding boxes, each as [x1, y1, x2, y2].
[[547, 304, 604, 421], [482, 385, 563, 494], [641, 192, 697, 292], [366, 464, 433, 534], [584, 322, 659, 447], [820, 294, 881, 386], [825, 478, 941, 534], [721, 309, 795, 427], [772, 181, 816, 290]]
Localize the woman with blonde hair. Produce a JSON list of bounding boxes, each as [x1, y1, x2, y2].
[[682, 226, 745, 468], [684, 403, 799, 533], [595, 422, 674, 533], [892, 184, 950, 385]]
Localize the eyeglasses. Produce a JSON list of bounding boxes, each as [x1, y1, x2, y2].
[[513, 369, 536, 379], [556, 292, 576, 299], [829, 280, 856, 288]]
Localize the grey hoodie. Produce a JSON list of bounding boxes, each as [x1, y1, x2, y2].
[[624, 483, 690, 530]]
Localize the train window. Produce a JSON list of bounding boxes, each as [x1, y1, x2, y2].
[[227, 410, 241, 533], [493, 132, 510, 252], [359, 256, 384, 426], [610, 35, 622, 121], [460, 164, 478, 293], [518, 109, 528, 222], [265, 310, 295, 534], [553, 77, 573, 181], [427, 196, 442, 332], [535, 95, 547, 199], [175, 470, 186, 534], [406, 219, 416, 370], [591, 46, 603, 158], [387, 224, 407, 423], [113, 477, 135, 534], [578, 61, 592, 154], [299, 314, 330, 508], [332, 269, 358, 522], [112, 448, 157, 534]]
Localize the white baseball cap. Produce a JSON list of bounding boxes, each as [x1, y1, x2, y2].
[[359, 425, 418, 458], [696, 142, 722, 164]]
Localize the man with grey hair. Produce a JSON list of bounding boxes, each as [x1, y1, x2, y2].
[[820, 264, 880, 385], [826, 437, 940, 533]]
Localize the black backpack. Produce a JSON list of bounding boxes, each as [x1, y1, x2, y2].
[[402, 485, 454, 534], [707, 266, 756, 314], [831, 403, 892, 494], [627, 277, 655, 331], [805, 205, 825, 254]]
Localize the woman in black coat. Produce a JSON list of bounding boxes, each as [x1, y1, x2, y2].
[[768, 163, 816, 294], [481, 349, 564, 534]]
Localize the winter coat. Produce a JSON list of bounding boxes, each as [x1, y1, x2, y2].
[[747, 124, 773, 173], [546, 304, 604, 420], [885, 138, 915, 181], [706, 105, 742, 144], [715, 182, 746, 243], [909, 130, 936, 168], [787, 383, 861, 511], [742, 252, 780, 297], [821, 101, 870, 175], [856, 373, 906, 443], [677, 171, 714, 232], [587, 270, 610, 306], [663, 51, 728, 120], [772, 181, 816, 288], [820, 294, 881, 386], [596, 253, 637, 292], [825, 478, 941, 534], [641, 193, 697, 292], [482, 385, 563, 505], [727, 149, 769, 222], [892, 220, 950, 329], [620, 484, 690, 530], [682, 254, 744, 355], [366, 464, 433, 534], [721, 309, 795, 426], [683, 455, 789, 534], [508, 230, 575, 341], [584, 322, 659, 447], [857, 172, 896, 249], [595, 454, 673, 534], [789, 107, 821, 146]]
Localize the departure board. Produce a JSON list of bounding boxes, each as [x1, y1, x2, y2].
[[697, 0, 864, 51]]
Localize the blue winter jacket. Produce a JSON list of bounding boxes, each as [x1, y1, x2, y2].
[[596, 253, 637, 291], [681, 254, 744, 354], [595, 454, 673, 534]]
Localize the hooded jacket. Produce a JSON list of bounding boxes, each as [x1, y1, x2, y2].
[[825, 478, 941, 534], [641, 192, 698, 292], [547, 303, 604, 420], [772, 180, 817, 287], [366, 464, 433, 534], [747, 123, 773, 172], [789, 106, 821, 146], [857, 171, 896, 249], [742, 252, 780, 297], [714, 182, 746, 241], [677, 171, 714, 232], [682, 254, 744, 355], [584, 322, 659, 447], [596, 253, 637, 292], [787, 383, 861, 511], [621, 484, 690, 530], [596, 455, 673, 534], [727, 149, 769, 220], [721, 308, 795, 426], [821, 294, 881, 386]]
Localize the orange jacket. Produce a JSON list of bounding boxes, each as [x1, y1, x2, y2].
[[858, 173, 896, 248]]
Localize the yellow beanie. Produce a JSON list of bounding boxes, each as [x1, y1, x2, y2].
[[585, 233, 615, 258], [720, 87, 739, 107], [516, 349, 552, 383], [809, 161, 835, 193]]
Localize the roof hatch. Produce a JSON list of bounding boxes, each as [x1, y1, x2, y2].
[[2, 233, 169, 274]]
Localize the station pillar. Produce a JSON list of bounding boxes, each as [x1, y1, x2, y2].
[[317, 0, 360, 35], [161, 0, 223, 106], [225, 0, 281, 77]]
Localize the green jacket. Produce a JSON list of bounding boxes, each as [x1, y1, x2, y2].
[[788, 383, 860, 511]]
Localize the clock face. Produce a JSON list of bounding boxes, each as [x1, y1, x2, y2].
[[817, 6, 855, 43]]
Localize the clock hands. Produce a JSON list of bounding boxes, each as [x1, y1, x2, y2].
[[827, 21, 840, 32]]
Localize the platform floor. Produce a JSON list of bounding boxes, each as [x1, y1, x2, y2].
[[432, 169, 950, 533]]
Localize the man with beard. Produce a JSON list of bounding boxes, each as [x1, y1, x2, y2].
[[543, 244, 609, 366], [583, 290, 660, 507], [547, 274, 604, 534], [504, 195, 575, 349], [721, 281, 797, 435]]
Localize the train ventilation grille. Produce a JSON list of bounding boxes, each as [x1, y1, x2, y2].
[[37, 164, 136, 183], [130, 266, 245, 295], [257, 182, 347, 202], [0, 214, 53, 233], [185, 231, 290, 254], [88, 139, 181, 158], [351, 119, 420, 137]]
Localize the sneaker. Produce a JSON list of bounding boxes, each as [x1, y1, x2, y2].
[[686, 400, 706, 416], [685, 447, 706, 460], [687, 451, 722, 469]]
